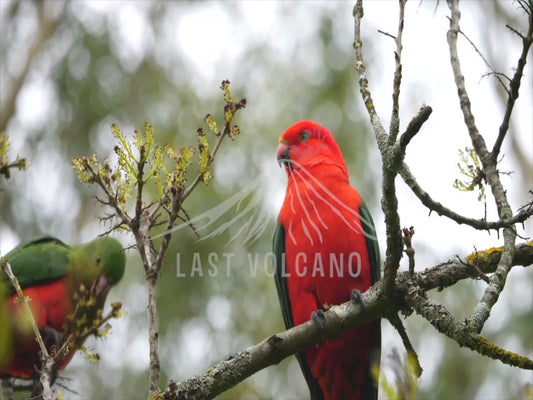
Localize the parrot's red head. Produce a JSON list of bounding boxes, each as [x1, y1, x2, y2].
[[277, 120, 348, 178]]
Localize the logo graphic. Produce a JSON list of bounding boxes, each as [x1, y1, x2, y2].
[[153, 162, 377, 247], [155, 121, 378, 245], [152, 175, 271, 245]]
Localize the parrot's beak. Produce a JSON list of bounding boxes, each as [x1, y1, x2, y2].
[[277, 144, 292, 170], [94, 275, 111, 297]]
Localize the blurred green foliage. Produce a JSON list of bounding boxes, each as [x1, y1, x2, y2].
[[0, 133, 27, 180], [0, 1, 531, 399]]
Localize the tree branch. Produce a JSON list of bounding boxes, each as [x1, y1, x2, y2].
[[417, 241, 533, 291], [401, 275, 533, 369], [1, 260, 54, 400], [447, 1, 486, 163], [136, 211, 161, 397], [72, 82, 246, 399], [402, 226, 416, 275], [399, 106, 432, 148], [387, 313, 422, 377], [157, 241, 533, 399], [354, 0, 405, 293], [492, 13, 533, 160], [399, 163, 533, 230], [447, 0, 519, 334], [389, 0, 407, 145], [446, 0, 513, 218], [353, 1, 388, 153], [0, 379, 14, 400], [452, 22, 510, 94]]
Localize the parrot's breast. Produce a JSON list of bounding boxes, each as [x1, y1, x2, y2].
[[279, 167, 376, 400], [280, 176, 373, 318], [1, 276, 73, 379]]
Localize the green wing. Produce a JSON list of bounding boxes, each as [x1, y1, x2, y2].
[[1, 237, 70, 296], [273, 223, 293, 329], [359, 202, 382, 400], [360, 202, 381, 284], [273, 222, 324, 400]]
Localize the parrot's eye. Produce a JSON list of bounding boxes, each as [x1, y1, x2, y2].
[[300, 131, 311, 142], [96, 256, 102, 264]]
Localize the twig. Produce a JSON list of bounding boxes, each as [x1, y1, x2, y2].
[[377, 29, 396, 40], [516, 0, 531, 14], [399, 163, 533, 230], [0, 134, 28, 180], [385, 348, 419, 400], [455, 255, 490, 284], [505, 24, 525, 40], [1, 260, 54, 400], [480, 72, 511, 96], [448, 20, 510, 93], [402, 226, 416, 275], [1, 262, 49, 353], [146, 95, 245, 397], [0, 159, 28, 180], [85, 162, 132, 226], [181, 123, 232, 201], [399, 106, 433, 148], [417, 241, 533, 291], [387, 313, 422, 377], [389, 0, 407, 145], [178, 208, 201, 239], [492, 16, 533, 160]]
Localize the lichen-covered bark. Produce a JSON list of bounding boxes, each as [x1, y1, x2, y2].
[[157, 242, 533, 400]]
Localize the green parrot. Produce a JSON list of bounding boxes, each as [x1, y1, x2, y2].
[[0, 236, 125, 379]]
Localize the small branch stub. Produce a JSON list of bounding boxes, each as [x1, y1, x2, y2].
[[402, 226, 416, 275], [399, 106, 433, 148]]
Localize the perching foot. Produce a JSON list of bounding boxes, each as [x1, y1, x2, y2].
[[350, 289, 367, 311], [311, 310, 326, 334]]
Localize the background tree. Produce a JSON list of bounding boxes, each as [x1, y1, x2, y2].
[[0, 1, 531, 399]]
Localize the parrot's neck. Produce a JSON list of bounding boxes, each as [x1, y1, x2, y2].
[[288, 162, 349, 188]]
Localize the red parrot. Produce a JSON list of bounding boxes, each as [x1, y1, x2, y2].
[[0, 237, 125, 380], [273, 121, 381, 400]]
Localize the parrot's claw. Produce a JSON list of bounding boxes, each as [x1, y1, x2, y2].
[[350, 289, 367, 311], [42, 326, 62, 349], [311, 310, 327, 336]]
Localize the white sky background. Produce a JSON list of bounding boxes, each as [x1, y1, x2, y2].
[[1, 0, 532, 398]]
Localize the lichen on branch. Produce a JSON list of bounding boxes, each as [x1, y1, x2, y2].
[[156, 242, 533, 400]]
